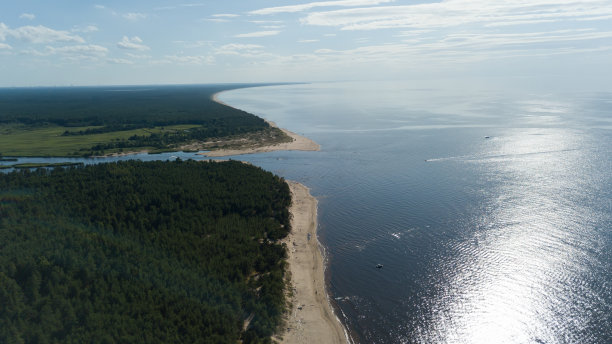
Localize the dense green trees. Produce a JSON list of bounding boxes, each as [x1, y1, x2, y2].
[[0, 160, 292, 343], [0, 85, 275, 155]]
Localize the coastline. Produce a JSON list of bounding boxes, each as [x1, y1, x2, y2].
[[198, 93, 320, 157], [277, 181, 348, 344], [212, 91, 345, 342]]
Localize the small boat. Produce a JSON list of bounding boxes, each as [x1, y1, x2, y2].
[[376, 264, 383, 269], [484, 136, 490, 139]]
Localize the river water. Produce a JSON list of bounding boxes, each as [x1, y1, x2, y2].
[[3, 82, 611, 343]]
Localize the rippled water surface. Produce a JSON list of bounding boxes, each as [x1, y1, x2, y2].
[[218, 83, 612, 344], [4, 82, 610, 343]]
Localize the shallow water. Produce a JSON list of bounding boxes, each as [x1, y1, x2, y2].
[[218, 82, 612, 344], [3, 82, 611, 343]]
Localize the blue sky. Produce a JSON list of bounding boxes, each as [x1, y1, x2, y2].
[[1, 0, 611, 88]]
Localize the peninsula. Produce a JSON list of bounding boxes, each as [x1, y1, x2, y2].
[[0, 84, 344, 343], [198, 92, 320, 157]]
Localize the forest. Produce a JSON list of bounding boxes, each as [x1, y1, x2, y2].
[[0, 160, 292, 343], [0, 84, 286, 156]]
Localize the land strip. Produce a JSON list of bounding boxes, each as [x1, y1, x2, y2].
[[197, 93, 319, 157], [276, 182, 347, 344], [198, 120, 319, 157]]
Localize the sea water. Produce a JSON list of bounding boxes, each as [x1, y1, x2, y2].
[[3, 82, 611, 343], [217, 82, 612, 344]]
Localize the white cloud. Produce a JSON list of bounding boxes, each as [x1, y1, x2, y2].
[[126, 52, 152, 59], [50, 44, 108, 56], [0, 23, 8, 41], [20, 13, 36, 20], [94, 5, 106, 10], [427, 29, 612, 50], [235, 31, 280, 38], [301, 0, 612, 30], [123, 12, 147, 21], [251, 0, 395, 15], [307, 27, 612, 68], [107, 58, 134, 64], [8, 25, 85, 44], [299, 39, 320, 43], [117, 36, 150, 51], [21, 44, 108, 61], [205, 14, 241, 22], [250, 20, 284, 25], [161, 54, 214, 65], [212, 14, 240, 18], [204, 19, 229, 23], [154, 3, 209, 11], [215, 43, 264, 55], [72, 25, 99, 33], [179, 3, 208, 8], [0, 43, 12, 50], [173, 40, 212, 48]]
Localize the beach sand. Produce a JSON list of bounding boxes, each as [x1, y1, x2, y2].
[[199, 121, 320, 157], [213, 91, 344, 342], [276, 182, 347, 344], [198, 93, 320, 157]]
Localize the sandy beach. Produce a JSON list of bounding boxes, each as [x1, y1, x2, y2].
[[198, 93, 320, 157], [212, 91, 344, 342], [199, 121, 320, 157], [276, 182, 348, 344]]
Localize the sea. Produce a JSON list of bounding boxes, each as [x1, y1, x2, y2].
[[3, 81, 611, 343]]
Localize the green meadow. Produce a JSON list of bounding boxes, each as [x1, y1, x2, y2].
[[0, 123, 201, 157], [0, 85, 282, 157]]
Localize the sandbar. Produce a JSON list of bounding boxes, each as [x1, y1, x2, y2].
[[276, 182, 348, 344]]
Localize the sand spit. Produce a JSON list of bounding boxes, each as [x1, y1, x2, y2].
[[199, 120, 320, 157], [276, 182, 348, 344], [199, 93, 320, 157]]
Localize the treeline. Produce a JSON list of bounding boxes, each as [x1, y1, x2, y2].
[[0, 160, 292, 343], [0, 85, 267, 129], [87, 121, 267, 154], [0, 85, 273, 154]]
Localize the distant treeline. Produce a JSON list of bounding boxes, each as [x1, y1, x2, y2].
[[0, 160, 292, 343], [0, 85, 266, 129], [0, 85, 276, 154]]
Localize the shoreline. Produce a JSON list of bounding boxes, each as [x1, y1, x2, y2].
[[213, 91, 345, 342], [277, 181, 348, 344], [199, 92, 320, 157]]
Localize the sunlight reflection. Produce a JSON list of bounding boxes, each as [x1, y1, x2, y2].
[[420, 128, 598, 343]]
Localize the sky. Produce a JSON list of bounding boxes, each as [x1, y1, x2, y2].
[[1, 0, 611, 88]]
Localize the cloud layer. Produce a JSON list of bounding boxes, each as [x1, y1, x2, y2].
[[1, 23, 84, 44], [235, 31, 281, 38], [301, 0, 612, 30], [251, 0, 395, 15], [117, 36, 150, 51], [1, 0, 611, 86]]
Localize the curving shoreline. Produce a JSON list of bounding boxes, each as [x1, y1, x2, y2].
[[278, 182, 348, 344], [199, 93, 320, 157], [212, 90, 347, 343]]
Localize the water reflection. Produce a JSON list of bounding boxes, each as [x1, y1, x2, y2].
[[420, 129, 609, 343]]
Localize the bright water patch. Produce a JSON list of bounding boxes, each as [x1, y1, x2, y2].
[[219, 83, 612, 344]]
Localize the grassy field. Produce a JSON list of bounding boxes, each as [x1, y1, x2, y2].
[[0, 85, 285, 157], [0, 123, 201, 156]]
